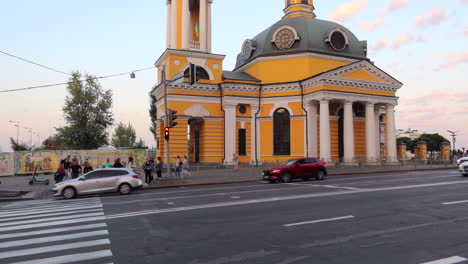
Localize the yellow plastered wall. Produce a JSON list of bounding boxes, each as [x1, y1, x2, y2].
[[291, 119, 305, 156], [199, 120, 224, 163], [354, 121, 366, 162], [158, 54, 224, 84], [341, 69, 383, 83], [244, 57, 349, 84], [330, 120, 339, 162]]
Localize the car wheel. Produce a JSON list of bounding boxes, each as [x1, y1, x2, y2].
[[316, 170, 326, 181], [268, 179, 277, 184], [119, 183, 132, 195], [29, 180, 33, 185], [303, 176, 311, 181], [281, 173, 292, 183], [63, 187, 76, 199]]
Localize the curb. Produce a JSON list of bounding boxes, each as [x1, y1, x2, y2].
[[142, 167, 457, 191]]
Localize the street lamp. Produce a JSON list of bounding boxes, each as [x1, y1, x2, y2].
[[447, 130, 459, 155], [24, 127, 33, 148], [9, 121, 19, 143]]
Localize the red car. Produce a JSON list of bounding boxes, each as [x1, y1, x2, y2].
[[262, 158, 328, 183]]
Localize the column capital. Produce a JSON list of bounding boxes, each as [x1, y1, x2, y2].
[[343, 99, 354, 105], [319, 98, 331, 104], [223, 102, 237, 109]]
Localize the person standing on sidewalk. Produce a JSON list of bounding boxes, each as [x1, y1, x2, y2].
[[142, 158, 153, 184], [175, 156, 181, 177], [69, 160, 82, 179], [113, 158, 124, 168], [83, 160, 93, 174], [155, 157, 163, 178], [232, 153, 239, 172], [103, 158, 112, 168], [126, 157, 136, 170], [182, 156, 191, 177], [54, 164, 66, 183], [61, 156, 72, 179]]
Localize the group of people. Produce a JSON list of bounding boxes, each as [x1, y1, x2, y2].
[[142, 157, 163, 184]]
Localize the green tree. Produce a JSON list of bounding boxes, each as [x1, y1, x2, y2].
[[149, 94, 157, 139], [397, 137, 416, 152], [134, 138, 146, 148], [55, 72, 114, 149], [9, 137, 29, 151], [416, 134, 450, 152], [111, 122, 136, 148]]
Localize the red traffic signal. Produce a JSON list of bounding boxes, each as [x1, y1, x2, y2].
[[164, 127, 170, 140]]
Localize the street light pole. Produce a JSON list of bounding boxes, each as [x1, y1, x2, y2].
[[162, 65, 172, 177], [447, 130, 458, 156], [24, 127, 33, 149], [9, 121, 19, 143]]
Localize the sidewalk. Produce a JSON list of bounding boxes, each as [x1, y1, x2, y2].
[[0, 164, 457, 201]]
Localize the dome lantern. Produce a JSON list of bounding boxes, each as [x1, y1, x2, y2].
[[284, 0, 316, 19]]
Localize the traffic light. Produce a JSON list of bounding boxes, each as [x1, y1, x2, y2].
[[189, 63, 197, 86], [164, 127, 170, 140], [168, 109, 178, 128]]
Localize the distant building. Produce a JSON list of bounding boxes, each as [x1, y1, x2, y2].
[[397, 129, 421, 140]]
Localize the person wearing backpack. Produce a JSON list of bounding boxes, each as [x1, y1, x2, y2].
[[142, 158, 153, 184]]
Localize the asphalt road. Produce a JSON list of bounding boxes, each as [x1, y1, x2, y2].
[[1, 169, 468, 264]]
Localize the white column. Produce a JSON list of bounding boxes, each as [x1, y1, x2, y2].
[[207, 0, 212, 53], [224, 103, 237, 164], [365, 102, 376, 162], [170, 0, 178, 48], [319, 99, 331, 162], [181, 0, 190, 49], [374, 106, 381, 160], [386, 104, 398, 163], [306, 101, 318, 157], [343, 100, 355, 164], [250, 106, 259, 164], [166, 0, 172, 48], [200, 0, 207, 51]]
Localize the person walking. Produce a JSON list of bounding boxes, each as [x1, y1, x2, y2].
[[175, 156, 181, 177], [61, 156, 72, 179], [103, 158, 112, 168], [232, 153, 239, 172], [69, 160, 82, 179], [126, 157, 136, 170], [155, 157, 163, 178], [182, 156, 191, 177], [142, 158, 153, 184], [113, 158, 123, 168], [54, 164, 66, 183], [83, 160, 93, 174]]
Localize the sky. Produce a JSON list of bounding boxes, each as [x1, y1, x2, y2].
[[0, 0, 467, 152]]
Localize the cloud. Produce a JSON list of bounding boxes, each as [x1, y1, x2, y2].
[[378, 0, 408, 14], [328, 0, 368, 22], [361, 18, 385, 32], [440, 52, 468, 68], [389, 31, 426, 50], [459, 0, 468, 5], [415, 8, 447, 28], [464, 26, 468, 37]]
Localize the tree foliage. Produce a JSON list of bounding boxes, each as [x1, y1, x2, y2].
[[397, 134, 450, 153], [111, 122, 136, 148], [9, 137, 29, 151], [134, 138, 146, 148], [149, 94, 157, 139], [55, 72, 114, 150], [42, 135, 65, 150]]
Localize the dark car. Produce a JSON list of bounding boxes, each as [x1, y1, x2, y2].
[[262, 158, 327, 183]]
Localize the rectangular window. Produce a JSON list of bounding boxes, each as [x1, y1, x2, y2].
[[238, 129, 247, 156]]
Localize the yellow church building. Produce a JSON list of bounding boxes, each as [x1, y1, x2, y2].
[[151, 0, 403, 165]]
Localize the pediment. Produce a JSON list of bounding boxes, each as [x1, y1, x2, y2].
[[184, 104, 210, 117]]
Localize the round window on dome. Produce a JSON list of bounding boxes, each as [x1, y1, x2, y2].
[[330, 31, 347, 51], [275, 29, 296, 50]]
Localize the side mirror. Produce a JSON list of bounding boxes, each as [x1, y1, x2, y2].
[[295, 162, 300, 166]]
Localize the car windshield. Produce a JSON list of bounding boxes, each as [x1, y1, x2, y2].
[[285, 160, 297, 166]]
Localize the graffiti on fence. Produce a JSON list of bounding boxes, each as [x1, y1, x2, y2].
[[0, 153, 14, 176]]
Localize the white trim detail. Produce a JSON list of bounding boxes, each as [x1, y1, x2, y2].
[[184, 104, 211, 117]]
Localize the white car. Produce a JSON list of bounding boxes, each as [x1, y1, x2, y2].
[[53, 168, 144, 199], [457, 157, 468, 165]]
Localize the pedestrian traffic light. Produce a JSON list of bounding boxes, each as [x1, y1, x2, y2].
[[168, 109, 178, 128], [164, 127, 170, 140], [189, 63, 197, 86]]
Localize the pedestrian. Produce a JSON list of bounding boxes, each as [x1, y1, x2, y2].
[[54, 164, 66, 183], [142, 158, 153, 184], [61, 156, 72, 179], [149, 158, 155, 179], [182, 156, 191, 177], [232, 153, 239, 172], [83, 160, 93, 174], [126, 157, 136, 170], [69, 160, 82, 179], [155, 157, 163, 178], [175, 155, 181, 177], [113, 158, 124, 168], [103, 158, 112, 168]]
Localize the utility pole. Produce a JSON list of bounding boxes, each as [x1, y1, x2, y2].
[[9, 121, 19, 143], [24, 127, 33, 149], [447, 130, 458, 156], [162, 66, 172, 177]]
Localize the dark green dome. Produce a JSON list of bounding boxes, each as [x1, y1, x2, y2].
[[234, 17, 368, 70]]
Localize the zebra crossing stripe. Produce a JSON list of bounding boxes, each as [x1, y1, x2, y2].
[[0, 223, 107, 240], [1, 198, 101, 208], [0, 238, 110, 259], [7, 249, 113, 264], [0, 212, 104, 228], [0, 208, 104, 222], [0, 230, 109, 249], [0, 216, 106, 232], [0, 204, 103, 217]]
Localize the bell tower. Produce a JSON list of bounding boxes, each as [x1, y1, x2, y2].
[[166, 0, 213, 53], [283, 0, 316, 18]]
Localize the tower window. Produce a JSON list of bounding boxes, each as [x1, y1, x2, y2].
[[273, 108, 291, 155], [238, 129, 247, 156]]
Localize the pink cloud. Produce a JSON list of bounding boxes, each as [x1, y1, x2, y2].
[[372, 38, 388, 51], [415, 8, 447, 28], [378, 0, 408, 14], [389, 31, 426, 50], [361, 18, 385, 32], [459, 0, 468, 5], [328, 0, 368, 22], [440, 52, 468, 68]]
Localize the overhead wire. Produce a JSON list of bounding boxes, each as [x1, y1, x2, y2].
[[0, 50, 72, 76]]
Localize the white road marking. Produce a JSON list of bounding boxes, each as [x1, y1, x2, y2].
[[0, 239, 110, 259], [0, 200, 102, 211], [442, 200, 468, 205], [0, 212, 104, 227], [7, 249, 113, 264], [0, 230, 109, 248], [420, 256, 468, 264], [0, 223, 107, 240], [0, 216, 106, 232], [284, 215, 355, 227], [0, 204, 103, 217], [231, 196, 241, 199], [1, 198, 101, 208], [106, 181, 468, 219], [0, 208, 103, 222], [333, 175, 459, 187]]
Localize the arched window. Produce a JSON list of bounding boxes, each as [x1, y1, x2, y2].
[[273, 108, 291, 155], [183, 65, 210, 81]]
